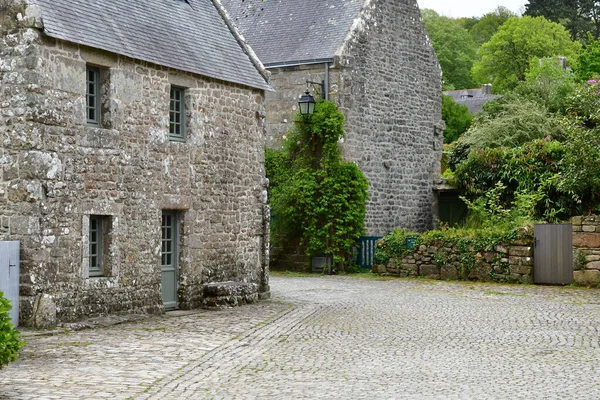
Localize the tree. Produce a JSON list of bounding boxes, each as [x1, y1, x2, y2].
[[422, 9, 477, 90], [472, 16, 581, 93], [441, 94, 472, 144], [266, 101, 369, 271], [525, 0, 600, 43], [469, 6, 517, 47], [575, 37, 600, 81]]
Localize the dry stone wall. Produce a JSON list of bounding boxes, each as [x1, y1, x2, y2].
[[374, 237, 534, 284], [1, 7, 269, 326]]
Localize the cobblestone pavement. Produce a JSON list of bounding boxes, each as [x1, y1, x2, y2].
[[2, 276, 600, 399]]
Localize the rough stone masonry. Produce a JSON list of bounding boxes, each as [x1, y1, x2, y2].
[[228, 0, 444, 235], [0, 1, 270, 326]]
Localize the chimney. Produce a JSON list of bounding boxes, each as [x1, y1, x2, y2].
[[482, 83, 492, 96]]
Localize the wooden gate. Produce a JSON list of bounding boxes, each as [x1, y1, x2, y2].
[[357, 236, 382, 269], [0, 241, 20, 326], [534, 224, 572, 285]]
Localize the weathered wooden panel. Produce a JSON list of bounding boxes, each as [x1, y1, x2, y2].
[[0, 241, 20, 326], [534, 224, 572, 285]]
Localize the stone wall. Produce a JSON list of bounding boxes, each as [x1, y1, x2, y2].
[[265, 63, 340, 148], [1, 8, 269, 326], [572, 216, 600, 286], [262, 0, 443, 237], [336, 0, 443, 235], [374, 237, 534, 284]]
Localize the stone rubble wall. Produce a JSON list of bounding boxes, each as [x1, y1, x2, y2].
[[1, 8, 269, 326], [572, 215, 600, 286], [335, 0, 444, 235], [374, 237, 534, 284]]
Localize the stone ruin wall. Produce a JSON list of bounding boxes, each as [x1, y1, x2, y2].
[[0, 10, 269, 326], [336, 0, 444, 236]]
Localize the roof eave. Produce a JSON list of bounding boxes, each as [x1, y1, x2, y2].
[[264, 58, 335, 69]]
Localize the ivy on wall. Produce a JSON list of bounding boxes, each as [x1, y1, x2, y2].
[[266, 101, 369, 271]]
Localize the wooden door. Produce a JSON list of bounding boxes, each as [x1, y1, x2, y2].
[[534, 224, 572, 285], [161, 212, 179, 310]]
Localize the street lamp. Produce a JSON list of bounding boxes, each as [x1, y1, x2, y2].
[[298, 89, 316, 116]]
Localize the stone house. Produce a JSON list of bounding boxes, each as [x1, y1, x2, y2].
[[222, 0, 444, 236], [0, 0, 271, 326]]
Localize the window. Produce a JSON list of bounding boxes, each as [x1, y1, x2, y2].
[[89, 215, 104, 277], [87, 66, 100, 125], [169, 86, 185, 141]]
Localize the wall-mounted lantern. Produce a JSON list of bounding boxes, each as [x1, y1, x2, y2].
[[298, 90, 316, 116]]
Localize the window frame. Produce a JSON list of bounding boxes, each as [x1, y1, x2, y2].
[[169, 86, 186, 141], [86, 66, 101, 126], [89, 215, 104, 277]]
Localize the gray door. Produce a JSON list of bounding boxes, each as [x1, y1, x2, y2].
[[534, 224, 572, 285], [161, 212, 179, 310], [0, 241, 20, 326]]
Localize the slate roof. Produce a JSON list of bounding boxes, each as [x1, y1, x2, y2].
[[444, 87, 501, 115], [220, 0, 365, 66], [32, 0, 270, 91]]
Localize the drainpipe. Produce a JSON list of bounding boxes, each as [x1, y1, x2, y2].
[[324, 62, 330, 101]]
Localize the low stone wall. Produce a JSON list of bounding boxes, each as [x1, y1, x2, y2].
[[572, 216, 600, 286], [373, 236, 534, 284]]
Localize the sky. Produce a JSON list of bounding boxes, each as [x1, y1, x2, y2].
[[417, 0, 526, 18]]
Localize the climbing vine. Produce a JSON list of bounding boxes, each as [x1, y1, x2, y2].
[[266, 101, 369, 271]]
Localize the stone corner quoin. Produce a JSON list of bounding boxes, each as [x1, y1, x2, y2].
[[0, 1, 270, 327]]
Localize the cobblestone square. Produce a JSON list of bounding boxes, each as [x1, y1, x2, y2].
[[1, 275, 600, 399]]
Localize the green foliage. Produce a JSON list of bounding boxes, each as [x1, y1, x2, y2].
[[460, 99, 565, 150], [266, 101, 369, 271], [564, 79, 600, 129], [575, 38, 600, 82], [374, 229, 419, 265], [374, 225, 524, 280], [441, 94, 472, 144], [558, 122, 600, 206], [469, 6, 517, 47], [520, 57, 576, 114], [524, 0, 600, 43], [452, 139, 577, 220], [422, 9, 477, 90], [0, 292, 22, 369], [472, 16, 581, 93]]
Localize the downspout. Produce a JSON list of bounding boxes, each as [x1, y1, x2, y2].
[[324, 62, 330, 100]]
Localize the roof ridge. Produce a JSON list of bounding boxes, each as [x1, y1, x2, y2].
[[210, 0, 271, 87]]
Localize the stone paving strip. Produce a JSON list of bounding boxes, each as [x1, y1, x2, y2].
[[2, 276, 600, 399]]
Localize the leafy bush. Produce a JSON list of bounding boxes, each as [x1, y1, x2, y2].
[[374, 229, 420, 265], [1, 292, 22, 369], [460, 99, 565, 150], [441, 94, 472, 144], [266, 101, 369, 271], [453, 139, 573, 220]]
